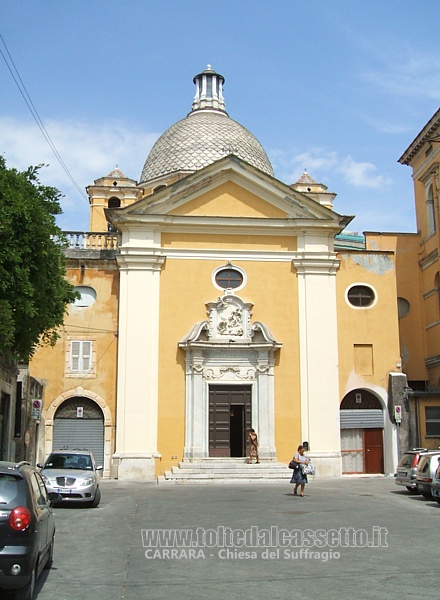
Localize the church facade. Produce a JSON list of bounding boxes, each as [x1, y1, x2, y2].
[[28, 66, 406, 480]]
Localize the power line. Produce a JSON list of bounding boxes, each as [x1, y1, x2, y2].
[[0, 33, 88, 203]]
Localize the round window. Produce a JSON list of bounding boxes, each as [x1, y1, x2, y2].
[[213, 266, 245, 291], [347, 285, 375, 307]]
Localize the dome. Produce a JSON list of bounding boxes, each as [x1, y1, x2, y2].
[[140, 66, 274, 184]]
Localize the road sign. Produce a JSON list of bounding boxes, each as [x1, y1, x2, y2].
[[394, 405, 402, 423], [31, 399, 42, 419]]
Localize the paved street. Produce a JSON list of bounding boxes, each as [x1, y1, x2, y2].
[[26, 477, 439, 600]]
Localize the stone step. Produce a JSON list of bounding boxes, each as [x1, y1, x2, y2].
[[157, 476, 291, 485], [158, 460, 293, 484], [176, 460, 287, 470]]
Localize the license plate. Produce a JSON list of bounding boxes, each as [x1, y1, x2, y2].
[[398, 471, 407, 477], [56, 488, 72, 494]]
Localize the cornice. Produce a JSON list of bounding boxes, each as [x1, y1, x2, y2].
[[399, 108, 440, 166]]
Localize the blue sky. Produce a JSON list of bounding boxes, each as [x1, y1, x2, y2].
[[1, 0, 439, 234]]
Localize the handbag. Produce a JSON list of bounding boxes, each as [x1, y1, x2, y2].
[[302, 463, 315, 475], [288, 460, 296, 469]]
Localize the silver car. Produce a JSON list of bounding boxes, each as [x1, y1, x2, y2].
[[394, 448, 428, 492], [38, 450, 103, 507], [415, 451, 440, 499], [430, 461, 440, 505]]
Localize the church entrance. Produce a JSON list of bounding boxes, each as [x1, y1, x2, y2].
[[209, 385, 251, 457]]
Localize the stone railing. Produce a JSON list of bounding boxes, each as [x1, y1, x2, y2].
[[62, 232, 119, 251]]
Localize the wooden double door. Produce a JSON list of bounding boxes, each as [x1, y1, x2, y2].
[[209, 385, 251, 457]]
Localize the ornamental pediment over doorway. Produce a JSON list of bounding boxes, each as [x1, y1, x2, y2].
[[179, 294, 281, 349]]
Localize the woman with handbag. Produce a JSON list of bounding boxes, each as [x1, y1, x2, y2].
[[290, 444, 310, 497]]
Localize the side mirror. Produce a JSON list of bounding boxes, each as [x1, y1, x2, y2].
[[96, 466, 103, 471], [36, 463, 43, 469], [48, 492, 63, 506]]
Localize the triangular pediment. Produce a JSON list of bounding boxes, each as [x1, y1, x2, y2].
[[107, 155, 348, 230]]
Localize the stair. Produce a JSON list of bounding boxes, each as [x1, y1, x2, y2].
[[157, 459, 292, 485]]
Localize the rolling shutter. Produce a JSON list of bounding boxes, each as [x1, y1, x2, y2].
[[53, 419, 104, 466], [340, 409, 384, 429]]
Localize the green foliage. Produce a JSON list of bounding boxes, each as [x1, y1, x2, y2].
[[0, 156, 78, 361]]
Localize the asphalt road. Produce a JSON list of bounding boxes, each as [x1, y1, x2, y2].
[[26, 476, 439, 600]]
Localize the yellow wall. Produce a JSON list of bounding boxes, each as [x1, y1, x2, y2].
[[169, 181, 289, 218], [417, 397, 440, 449], [366, 233, 427, 381], [156, 256, 300, 475], [336, 250, 401, 398], [162, 232, 297, 252], [29, 262, 119, 427]]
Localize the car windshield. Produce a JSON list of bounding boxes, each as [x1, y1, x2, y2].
[[0, 474, 20, 507], [45, 454, 92, 470]]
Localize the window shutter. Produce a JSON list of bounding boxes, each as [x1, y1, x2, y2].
[[71, 341, 81, 372], [82, 341, 92, 372]]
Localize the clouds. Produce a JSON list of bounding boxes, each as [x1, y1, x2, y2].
[[270, 147, 390, 190], [361, 50, 440, 102], [0, 117, 158, 230]]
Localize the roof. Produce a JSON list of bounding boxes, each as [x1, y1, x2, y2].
[[398, 108, 440, 165], [139, 66, 274, 183]]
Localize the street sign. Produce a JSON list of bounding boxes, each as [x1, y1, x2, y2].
[[394, 405, 402, 423], [31, 399, 42, 419]]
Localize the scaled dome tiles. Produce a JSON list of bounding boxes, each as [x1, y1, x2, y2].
[[140, 110, 274, 183]]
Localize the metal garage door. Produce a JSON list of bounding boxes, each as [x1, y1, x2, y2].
[[53, 419, 104, 467]]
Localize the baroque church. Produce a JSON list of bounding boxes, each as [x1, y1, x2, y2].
[[22, 65, 423, 481]]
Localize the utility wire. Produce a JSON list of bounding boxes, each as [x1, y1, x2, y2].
[[0, 33, 88, 202]]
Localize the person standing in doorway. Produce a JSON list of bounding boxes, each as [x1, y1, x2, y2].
[[248, 429, 260, 464], [290, 444, 310, 497]]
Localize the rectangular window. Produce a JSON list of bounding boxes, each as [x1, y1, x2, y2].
[[70, 341, 92, 373], [425, 406, 440, 437]]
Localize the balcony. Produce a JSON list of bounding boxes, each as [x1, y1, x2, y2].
[[61, 232, 119, 259]]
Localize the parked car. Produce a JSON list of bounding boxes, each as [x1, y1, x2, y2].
[[415, 451, 440, 498], [38, 449, 102, 508], [0, 460, 61, 600], [430, 461, 440, 505], [394, 448, 428, 492]]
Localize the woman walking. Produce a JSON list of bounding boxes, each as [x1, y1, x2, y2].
[[290, 444, 310, 497], [248, 429, 260, 464]]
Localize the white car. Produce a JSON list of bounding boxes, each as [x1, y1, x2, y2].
[[38, 450, 103, 508]]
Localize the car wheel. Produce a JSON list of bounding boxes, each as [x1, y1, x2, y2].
[[14, 566, 35, 600], [89, 487, 101, 508], [421, 491, 432, 499], [44, 536, 54, 569], [406, 486, 418, 493]]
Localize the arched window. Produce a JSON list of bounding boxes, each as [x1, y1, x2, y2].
[[426, 183, 436, 235], [436, 272, 440, 321], [108, 197, 121, 209]]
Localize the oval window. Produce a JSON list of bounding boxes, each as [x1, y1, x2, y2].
[[397, 297, 410, 319], [347, 285, 375, 308], [213, 266, 245, 291], [72, 286, 97, 307]]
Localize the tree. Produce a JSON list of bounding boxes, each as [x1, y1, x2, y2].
[[0, 156, 78, 361]]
